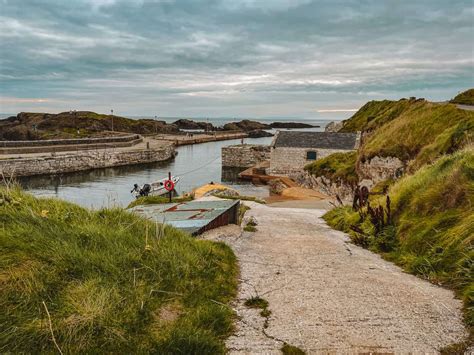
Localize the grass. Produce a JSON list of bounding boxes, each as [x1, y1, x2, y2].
[[340, 99, 474, 172], [281, 343, 306, 355], [323, 148, 474, 336], [0, 187, 238, 353], [304, 151, 358, 185], [127, 194, 193, 208], [244, 296, 271, 318], [451, 88, 474, 105], [243, 218, 258, 232]]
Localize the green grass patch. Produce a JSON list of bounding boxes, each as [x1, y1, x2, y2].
[[244, 296, 271, 318], [451, 88, 474, 105], [244, 296, 269, 310], [281, 343, 306, 354], [304, 151, 358, 185], [323, 148, 474, 334], [0, 187, 238, 353], [243, 218, 258, 232], [127, 194, 193, 208]]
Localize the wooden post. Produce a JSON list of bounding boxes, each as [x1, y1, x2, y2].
[[168, 171, 172, 203]]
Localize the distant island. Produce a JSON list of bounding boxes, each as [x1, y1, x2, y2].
[[0, 112, 319, 141]]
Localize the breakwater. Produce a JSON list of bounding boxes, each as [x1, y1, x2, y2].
[[0, 144, 175, 177]]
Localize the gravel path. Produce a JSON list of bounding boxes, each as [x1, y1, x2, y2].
[[203, 202, 467, 354]]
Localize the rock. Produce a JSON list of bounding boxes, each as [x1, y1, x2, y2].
[[0, 111, 180, 140], [325, 121, 344, 132], [247, 130, 273, 138], [223, 120, 270, 131], [268, 179, 286, 195], [173, 119, 214, 131]]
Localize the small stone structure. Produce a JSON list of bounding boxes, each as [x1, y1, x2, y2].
[[267, 131, 360, 175], [221, 144, 271, 168], [0, 144, 175, 177]]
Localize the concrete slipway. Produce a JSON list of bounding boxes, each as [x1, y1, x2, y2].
[[202, 201, 468, 354]]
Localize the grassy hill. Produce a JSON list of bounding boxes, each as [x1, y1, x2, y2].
[[0, 187, 237, 353], [341, 99, 473, 171], [451, 88, 474, 105], [0, 111, 179, 140]]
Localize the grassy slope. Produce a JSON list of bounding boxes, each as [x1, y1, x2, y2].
[[343, 100, 474, 170], [0, 187, 237, 353], [304, 151, 358, 185], [306, 99, 473, 183], [451, 88, 474, 105], [324, 148, 474, 327]]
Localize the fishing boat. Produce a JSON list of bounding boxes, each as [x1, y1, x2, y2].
[[131, 176, 180, 198]]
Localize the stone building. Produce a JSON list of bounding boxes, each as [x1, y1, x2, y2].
[[267, 131, 360, 175]]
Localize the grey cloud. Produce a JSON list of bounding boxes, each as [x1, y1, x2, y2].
[[0, 0, 472, 117]]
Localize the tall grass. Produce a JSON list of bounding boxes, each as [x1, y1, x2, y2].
[[324, 148, 474, 328], [341, 99, 473, 171], [0, 187, 237, 353]]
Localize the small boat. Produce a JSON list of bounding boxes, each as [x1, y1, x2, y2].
[[131, 176, 180, 198]]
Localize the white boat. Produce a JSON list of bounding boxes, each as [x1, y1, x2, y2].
[[132, 176, 180, 198]]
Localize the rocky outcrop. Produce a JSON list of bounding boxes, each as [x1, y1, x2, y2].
[[173, 119, 214, 131], [0, 111, 179, 140], [325, 121, 344, 132], [358, 156, 405, 185], [223, 120, 270, 131], [291, 172, 354, 203], [247, 129, 273, 138]]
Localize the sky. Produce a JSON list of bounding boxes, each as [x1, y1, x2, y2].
[[0, 0, 473, 119]]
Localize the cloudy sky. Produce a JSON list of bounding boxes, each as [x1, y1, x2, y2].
[[0, 0, 473, 119]]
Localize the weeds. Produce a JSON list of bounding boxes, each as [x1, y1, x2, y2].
[[281, 343, 306, 354]]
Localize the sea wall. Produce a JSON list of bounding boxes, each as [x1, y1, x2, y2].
[[0, 134, 140, 147], [222, 144, 271, 168], [0, 144, 175, 177]]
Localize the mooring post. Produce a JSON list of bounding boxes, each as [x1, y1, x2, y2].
[[168, 171, 172, 203]]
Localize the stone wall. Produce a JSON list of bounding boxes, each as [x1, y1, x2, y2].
[[0, 134, 140, 147], [0, 144, 175, 177], [267, 147, 353, 175], [222, 144, 271, 168]]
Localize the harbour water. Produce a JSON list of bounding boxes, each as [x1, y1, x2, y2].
[[17, 125, 328, 209]]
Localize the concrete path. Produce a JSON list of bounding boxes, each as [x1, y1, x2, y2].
[[203, 202, 467, 354]]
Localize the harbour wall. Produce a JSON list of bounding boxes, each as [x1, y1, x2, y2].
[[0, 144, 175, 177]]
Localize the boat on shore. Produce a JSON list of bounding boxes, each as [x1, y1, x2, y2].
[[131, 176, 180, 198]]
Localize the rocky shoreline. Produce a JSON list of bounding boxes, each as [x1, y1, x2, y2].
[[0, 111, 320, 141]]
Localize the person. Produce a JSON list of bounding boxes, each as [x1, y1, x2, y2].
[[131, 184, 140, 194]]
